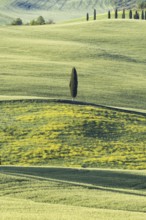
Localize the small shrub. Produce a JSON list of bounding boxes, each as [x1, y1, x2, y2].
[[30, 19, 38, 25], [11, 18, 23, 25], [36, 16, 45, 25], [30, 16, 45, 25]]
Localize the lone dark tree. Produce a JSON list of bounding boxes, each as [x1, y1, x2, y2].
[[115, 8, 118, 19], [86, 13, 89, 21], [129, 9, 132, 19], [94, 9, 96, 20], [108, 10, 111, 19], [69, 67, 78, 100], [134, 11, 139, 19], [141, 10, 144, 19], [122, 9, 125, 19]]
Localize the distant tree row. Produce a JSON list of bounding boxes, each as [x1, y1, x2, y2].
[[86, 9, 97, 21], [11, 16, 55, 26], [108, 9, 146, 20], [86, 9, 146, 21]]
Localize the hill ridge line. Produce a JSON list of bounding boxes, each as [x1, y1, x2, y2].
[[0, 97, 146, 116]]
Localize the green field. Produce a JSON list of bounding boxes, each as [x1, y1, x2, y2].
[[0, 19, 146, 110], [0, 166, 146, 220], [0, 1, 146, 219], [0, 100, 146, 169]]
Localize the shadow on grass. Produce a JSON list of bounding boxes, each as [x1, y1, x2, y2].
[[1, 166, 146, 197], [0, 98, 146, 117]]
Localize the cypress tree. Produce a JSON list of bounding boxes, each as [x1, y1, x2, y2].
[[86, 13, 89, 21], [94, 9, 96, 20], [115, 8, 118, 19], [122, 9, 125, 19], [69, 67, 78, 100], [141, 10, 144, 19], [134, 11, 139, 19], [108, 10, 111, 19], [129, 10, 132, 19], [145, 11, 146, 20], [136, 11, 139, 19]]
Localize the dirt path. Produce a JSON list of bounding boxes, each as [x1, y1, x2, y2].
[[0, 95, 146, 116]]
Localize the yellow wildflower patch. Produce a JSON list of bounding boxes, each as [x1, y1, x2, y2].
[[0, 101, 146, 169]]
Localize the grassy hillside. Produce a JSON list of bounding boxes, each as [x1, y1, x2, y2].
[[0, 0, 138, 24], [0, 167, 146, 220], [0, 20, 146, 110], [0, 100, 146, 169]]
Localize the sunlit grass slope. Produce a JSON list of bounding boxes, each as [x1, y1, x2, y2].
[[0, 20, 146, 109], [0, 101, 146, 169], [0, 167, 146, 220]]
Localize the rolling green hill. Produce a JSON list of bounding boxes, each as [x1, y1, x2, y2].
[[0, 19, 146, 110], [0, 167, 146, 220], [0, 3, 146, 219], [0, 0, 138, 24], [1, 100, 146, 169]]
